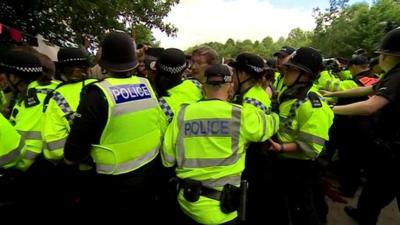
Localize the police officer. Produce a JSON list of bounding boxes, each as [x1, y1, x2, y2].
[[324, 28, 400, 225], [154, 48, 204, 124], [40, 48, 97, 212], [63, 32, 167, 220], [43, 48, 96, 162], [228, 53, 277, 224], [161, 64, 279, 225], [332, 55, 379, 197], [273, 46, 296, 94], [0, 50, 56, 213], [269, 47, 334, 225], [0, 50, 50, 171], [0, 113, 22, 168], [0, 112, 22, 214]]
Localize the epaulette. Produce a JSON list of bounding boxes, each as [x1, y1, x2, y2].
[[308, 92, 322, 108]]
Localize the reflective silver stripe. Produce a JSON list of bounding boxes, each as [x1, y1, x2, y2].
[[231, 105, 241, 153], [281, 126, 325, 146], [25, 150, 39, 160], [201, 175, 241, 188], [18, 131, 42, 140], [45, 138, 67, 151], [258, 111, 267, 141], [98, 79, 159, 117], [96, 146, 159, 174], [333, 82, 340, 91], [137, 77, 149, 84], [176, 105, 189, 167], [183, 155, 240, 168], [99, 80, 112, 88], [0, 140, 23, 166], [325, 80, 332, 90], [161, 151, 176, 165], [36, 88, 53, 95], [297, 131, 326, 146], [295, 140, 318, 158], [177, 105, 242, 168], [112, 98, 159, 116]]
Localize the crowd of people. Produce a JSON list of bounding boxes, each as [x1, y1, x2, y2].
[[0, 27, 399, 225]]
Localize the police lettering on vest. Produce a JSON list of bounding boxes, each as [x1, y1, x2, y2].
[[184, 120, 230, 136], [110, 84, 151, 104]]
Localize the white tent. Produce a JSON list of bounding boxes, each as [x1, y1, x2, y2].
[[33, 35, 59, 61]]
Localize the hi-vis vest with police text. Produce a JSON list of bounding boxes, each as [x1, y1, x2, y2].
[[9, 80, 58, 171], [0, 114, 23, 168], [92, 76, 166, 175], [277, 85, 334, 160], [162, 100, 279, 224], [43, 79, 97, 161], [158, 79, 203, 123]]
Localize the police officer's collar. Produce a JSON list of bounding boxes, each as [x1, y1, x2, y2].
[[199, 97, 227, 102], [238, 78, 256, 95]]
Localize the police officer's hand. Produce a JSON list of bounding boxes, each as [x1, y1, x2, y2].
[[268, 139, 283, 152], [319, 90, 334, 97]]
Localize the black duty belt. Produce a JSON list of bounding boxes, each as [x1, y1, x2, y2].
[[179, 178, 222, 201], [199, 186, 222, 201]]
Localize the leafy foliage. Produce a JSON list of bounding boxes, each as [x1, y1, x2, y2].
[[185, 28, 313, 60], [0, 0, 179, 46], [186, 0, 400, 59], [311, 0, 400, 57]]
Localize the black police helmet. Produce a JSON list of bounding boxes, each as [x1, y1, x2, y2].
[[376, 28, 400, 56], [99, 32, 138, 72], [156, 48, 187, 76], [348, 55, 369, 66], [273, 46, 296, 57], [228, 53, 266, 77], [57, 48, 90, 68], [284, 47, 323, 79], [0, 50, 43, 83], [205, 64, 233, 85]]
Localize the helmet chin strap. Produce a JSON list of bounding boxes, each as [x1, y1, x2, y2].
[[6, 74, 24, 93], [235, 69, 255, 95], [287, 72, 311, 88]]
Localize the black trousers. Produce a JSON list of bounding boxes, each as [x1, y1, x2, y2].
[[242, 143, 286, 225], [80, 157, 162, 222], [356, 145, 400, 225], [276, 159, 323, 225], [335, 116, 373, 196]]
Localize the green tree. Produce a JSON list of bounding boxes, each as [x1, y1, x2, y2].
[[312, 0, 400, 57], [133, 24, 159, 46], [0, 0, 179, 46], [285, 28, 313, 48]]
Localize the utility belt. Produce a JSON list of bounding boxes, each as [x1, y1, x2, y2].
[[175, 178, 249, 221]]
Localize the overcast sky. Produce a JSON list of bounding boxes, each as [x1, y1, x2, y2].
[[152, 0, 368, 49]]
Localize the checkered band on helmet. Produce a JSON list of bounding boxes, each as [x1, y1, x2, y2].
[[158, 62, 187, 74], [0, 63, 43, 73]]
